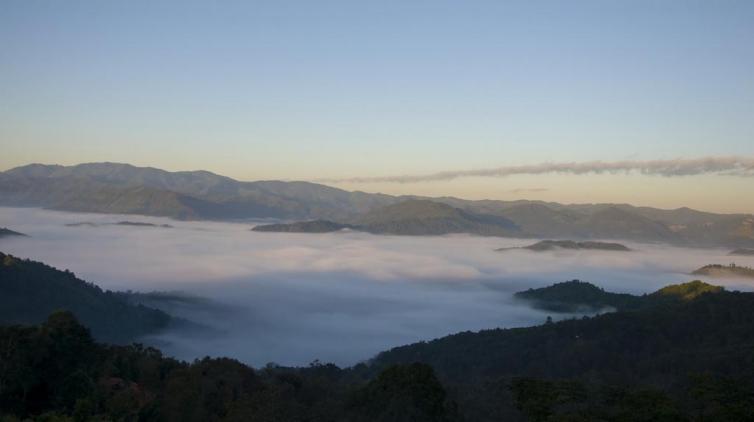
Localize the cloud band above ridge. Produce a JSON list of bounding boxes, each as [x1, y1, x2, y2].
[[319, 156, 754, 184]]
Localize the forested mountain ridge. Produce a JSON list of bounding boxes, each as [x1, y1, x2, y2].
[[0, 227, 25, 238], [3, 280, 754, 421], [0, 312, 467, 422], [513, 279, 725, 313], [500, 240, 631, 252], [2, 162, 753, 247], [372, 281, 749, 385], [691, 263, 754, 279], [0, 252, 173, 344], [251, 220, 353, 233], [513, 280, 643, 312]]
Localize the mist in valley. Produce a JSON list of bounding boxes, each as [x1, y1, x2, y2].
[[2, 206, 752, 367]]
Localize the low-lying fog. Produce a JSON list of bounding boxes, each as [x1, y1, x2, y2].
[[2, 207, 753, 367]]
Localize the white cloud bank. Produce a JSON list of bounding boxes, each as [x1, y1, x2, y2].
[[1, 207, 753, 367]]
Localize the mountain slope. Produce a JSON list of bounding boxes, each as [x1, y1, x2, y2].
[[691, 263, 754, 279], [501, 240, 631, 252], [0, 163, 398, 220], [354, 200, 520, 236], [0, 228, 26, 238], [496, 203, 585, 237], [0, 252, 172, 343], [251, 220, 353, 233], [513, 279, 722, 313], [371, 281, 746, 385], [581, 206, 680, 242], [514, 280, 643, 312]]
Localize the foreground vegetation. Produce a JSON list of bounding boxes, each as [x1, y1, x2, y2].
[[2, 253, 754, 420], [3, 304, 754, 422], [3, 274, 754, 420]]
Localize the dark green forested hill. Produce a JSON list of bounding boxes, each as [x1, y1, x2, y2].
[[691, 263, 754, 279], [373, 283, 754, 385], [504, 240, 632, 252], [0, 252, 172, 344], [0, 227, 25, 238], [651, 279, 725, 300], [251, 220, 353, 233], [514, 280, 644, 312], [371, 284, 754, 420], [513, 279, 725, 313], [0, 312, 462, 422]]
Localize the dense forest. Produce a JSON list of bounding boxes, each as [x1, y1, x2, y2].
[[3, 306, 754, 422], [513, 279, 725, 313], [692, 263, 754, 279], [513, 280, 643, 312], [0, 228, 25, 238], [0, 252, 172, 344], [3, 258, 754, 420], [500, 240, 631, 252]]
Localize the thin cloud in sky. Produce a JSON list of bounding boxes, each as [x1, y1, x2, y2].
[[508, 188, 550, 194], [320, 156, 754, 184]]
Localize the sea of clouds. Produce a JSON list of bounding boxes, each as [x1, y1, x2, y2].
[[1, 206, 752, 367]]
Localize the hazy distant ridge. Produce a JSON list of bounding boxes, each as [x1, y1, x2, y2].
[[2, 162, 753, 247]]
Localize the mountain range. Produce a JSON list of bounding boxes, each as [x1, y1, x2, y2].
[[2, 162, 753, 247]]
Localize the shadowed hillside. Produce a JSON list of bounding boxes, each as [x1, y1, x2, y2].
[[3, 278, 754, 421], [692, 263, 754, 279], [0, 252, 173, 344], [514, 280, 643, 312], [252, 220, 353, 233], [372, 281, 748, 387], [0, 228, 25, 238], [499, 240, 631, 252]]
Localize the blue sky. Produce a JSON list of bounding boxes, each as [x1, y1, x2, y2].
[[1, 1, 753, 210]]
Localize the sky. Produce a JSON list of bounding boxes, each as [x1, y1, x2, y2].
[[1, 1, 753, 212]]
